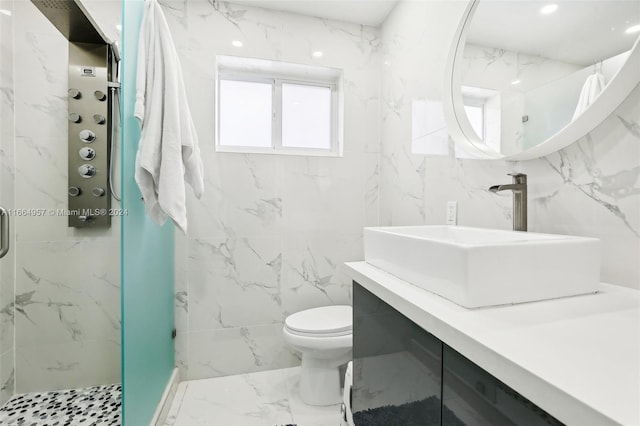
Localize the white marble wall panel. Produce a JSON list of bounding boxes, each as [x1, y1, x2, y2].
[[187, 324, 299, 379], [14, 240, 120, 346], [163, 0, 380, 379], [0, 246, 15, 365], [281, 232, 361, 316], [380, 0, 640, 289], [188, 236, 282, 332], [12, 1, 68, 141], [0, 1, 14, 141], [13, 136, 69, 240], [14, 339, 120, 393], [174, 231, 189, 379], [8, 1, 122, 393], [13, 239, 121, 392], [522, 88, 640, 286], [281, 156, 366, 234], [0, 350, 14, 405], [201, 154, 282, 239], [0, 0, 15, 406], [364, 153, 380, 227]]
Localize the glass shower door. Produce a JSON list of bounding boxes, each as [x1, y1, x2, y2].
[[121, 0, 176, 424]]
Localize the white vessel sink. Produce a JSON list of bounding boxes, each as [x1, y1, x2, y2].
[[364, 226, 600, 308]]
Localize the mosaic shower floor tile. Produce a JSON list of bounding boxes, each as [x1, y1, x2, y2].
[[0, 383, 121, 426]]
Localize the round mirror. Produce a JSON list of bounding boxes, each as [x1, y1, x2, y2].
[[443, 0, 640, 160]]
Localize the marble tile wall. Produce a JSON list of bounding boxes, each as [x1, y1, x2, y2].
[[0, 0, 15, 406], [379, 1, 640, 289], [169, 0, 638, 382], [162, 0, 380, 380], [6, 1, 121, 393]]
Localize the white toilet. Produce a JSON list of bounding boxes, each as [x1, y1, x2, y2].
[[283, 305, 353, 406]]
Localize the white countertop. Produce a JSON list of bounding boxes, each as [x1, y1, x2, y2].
[[345, 261, 640, 426]]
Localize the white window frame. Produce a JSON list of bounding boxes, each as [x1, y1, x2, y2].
[[216, 68, 341, 157]]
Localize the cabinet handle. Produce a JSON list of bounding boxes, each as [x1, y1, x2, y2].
[[0, 207, 9, 259]]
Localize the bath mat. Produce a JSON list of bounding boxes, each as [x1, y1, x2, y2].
[[353, 396, 464, 426]]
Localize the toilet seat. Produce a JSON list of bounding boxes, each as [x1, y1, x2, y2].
[[285, 305, 352, 337]]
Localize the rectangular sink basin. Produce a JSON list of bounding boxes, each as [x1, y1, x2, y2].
[[364, 226, 600, 308]]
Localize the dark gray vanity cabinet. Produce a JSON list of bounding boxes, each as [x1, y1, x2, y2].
[[442, 346, 564, 426], [353, 282, 564, 426], [353, 282, 443, 425]]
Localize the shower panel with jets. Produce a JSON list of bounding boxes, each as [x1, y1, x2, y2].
[[31, 0, 119, 228]]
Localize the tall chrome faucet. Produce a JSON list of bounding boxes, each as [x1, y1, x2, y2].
[[489, 173, 527, 231]]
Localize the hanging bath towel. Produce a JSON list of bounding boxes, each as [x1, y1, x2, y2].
[[134, 0, 204, 234], [572, 72, 606, 120]]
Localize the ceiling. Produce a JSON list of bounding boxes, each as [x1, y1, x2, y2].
[[77, 0, 399, 46], [226, 0, 399, 26], [77, 0, 640, 66], [467, 0, 640, 66]]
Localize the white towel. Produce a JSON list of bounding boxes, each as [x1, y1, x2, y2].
[[134, 0, 204, 234], [572, 72, 606, 120]]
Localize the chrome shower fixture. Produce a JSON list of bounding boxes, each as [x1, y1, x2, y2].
[[30, 0, 106, 44], [31, 0, 119, 228]]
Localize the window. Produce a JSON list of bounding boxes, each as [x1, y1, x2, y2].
[[219, 79, 273, 148], [461, 86, 502, 153], [216, 56, 343, 156], [464, 103, 485, 141]]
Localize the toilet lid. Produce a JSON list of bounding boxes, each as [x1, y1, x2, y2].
[[285, 305, 352, 335]]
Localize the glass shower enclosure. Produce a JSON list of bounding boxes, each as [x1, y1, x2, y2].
[[0, 0, 176, 424], [121, 0, 176, 424]]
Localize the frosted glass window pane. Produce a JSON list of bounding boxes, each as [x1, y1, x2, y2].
[[282, 83, 331, 149], [219, 80, 272, 147], [464, 104, 484, 141]]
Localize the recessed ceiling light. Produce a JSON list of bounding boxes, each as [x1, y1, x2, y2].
[[0, 9, 11, 16], [231, 40, 243, 47], [539, 4, 558, 15], [626, 24, 640, 34], [312, 51, 323, 58], [511, 79, 521, 85], [116, 24, 122, 31]]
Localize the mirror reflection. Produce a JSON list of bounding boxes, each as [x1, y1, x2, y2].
[[458, 0, 640, 156]]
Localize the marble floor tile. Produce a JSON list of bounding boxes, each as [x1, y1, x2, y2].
[[167, 367, 344, 426], [283, 367, 343, 426], [170, 369, 293, 426]]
